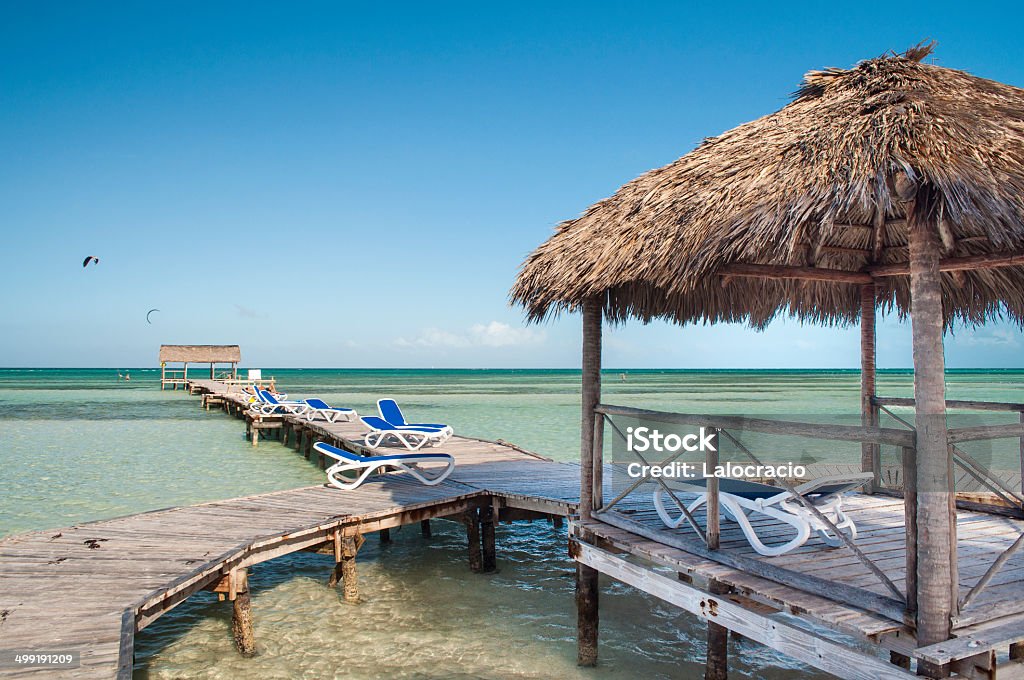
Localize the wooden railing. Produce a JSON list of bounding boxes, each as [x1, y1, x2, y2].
[[591, 401, 1024, 619]]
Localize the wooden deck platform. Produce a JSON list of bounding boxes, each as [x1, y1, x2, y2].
[[0, 380, 582, 679], [574, 482, 1024, 678]]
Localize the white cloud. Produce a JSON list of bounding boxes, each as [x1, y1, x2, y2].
[[395, 321, 546, 350], [960, 328, 1020, 348]]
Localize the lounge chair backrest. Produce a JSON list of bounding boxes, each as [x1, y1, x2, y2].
[[305, 398, 329, 409], [377, 399, 406, 426], [259, 389, 281, 405], [361, 415, 396, 430]]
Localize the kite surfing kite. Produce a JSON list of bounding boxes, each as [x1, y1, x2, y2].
[[82, 256, 99, 267], [146, 309, 160, 325]]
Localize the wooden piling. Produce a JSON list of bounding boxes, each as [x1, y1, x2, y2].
[[420, 519, 432, 537], [580, 298, 602, 521], [860, 283, 880, 491], [576, 562, 599, 666], [229, 569, 255, 657], [907, 187, 956, 677], [705, 579, 729, 680], [379, 528, 391, 544], [465, 510, 483, 573], [232, 591, 256, 657], [890, 651, 911, 669], [481, 506, 497, 572], [327, 531, 362, 604]]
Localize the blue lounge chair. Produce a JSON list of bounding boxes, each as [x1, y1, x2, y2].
[[314, 442, 455, 489], [250, 389, 310, 416], [302, 398, 357, 423], [359, 415, 449, 451], [377, 398, 454, 437]]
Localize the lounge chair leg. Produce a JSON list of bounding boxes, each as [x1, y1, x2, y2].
[[576, 563, 599, 666], [481, 507, 496, 573], [464, 511, 483, 573], [705, 579, 729, 680], [420, 519, 432, 537]]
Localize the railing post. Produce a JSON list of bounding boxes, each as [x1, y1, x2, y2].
[[592, 412, 605, 512], [706, 430, 720, 551], [902, 445, 917, 619], [1019, 411, 1024, 496]]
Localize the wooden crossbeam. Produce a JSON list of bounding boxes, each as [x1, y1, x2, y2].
[[717, 249, 1024, 285]]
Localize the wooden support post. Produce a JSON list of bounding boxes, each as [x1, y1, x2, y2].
[[379, 528, 391, 544], [861, 284, 880, 492], [481, 506, 497, 572], [907, 187, 956, 677], [209, 363, 215, 379], [1019, 412, 1024, 496], [593, 412, 605, 512], [229, 569, 255, 657], [580, 297, 602, 520], [890, 652, 912, 669], [1011, 642, 1024, 661], [576, 562, 599, 666], [421, 519, 432, 537], [705, 579, 729, 680], [706, 433, 720, 551], [183, 362, 188, 386], [465, 510, 482, 573], [903, 446, 918, 619], [327, 532, 363, 603], [251, 421, 258, 447], [232, 591, 256, 657], [553, 516, 564, 530]]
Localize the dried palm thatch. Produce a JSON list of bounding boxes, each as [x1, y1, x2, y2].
[[159, 345, 241, 363], [510, 43, 1024, 328]]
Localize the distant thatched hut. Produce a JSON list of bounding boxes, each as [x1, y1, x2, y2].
[[512, 43, 1024, 673], [159, 345, 240, 389]]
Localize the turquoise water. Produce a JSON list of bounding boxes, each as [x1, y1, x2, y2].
[[2, 368, 1024, 678]]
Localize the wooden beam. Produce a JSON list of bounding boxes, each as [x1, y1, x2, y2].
[[574, 542, 916, 680], [871, 250, 1024, 277], [907, 188, 956, 677], [717, 263, 873, 284], [595, 404, 915, 447]]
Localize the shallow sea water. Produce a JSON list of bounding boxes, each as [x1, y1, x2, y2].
[[3, 368, 1023, 678]]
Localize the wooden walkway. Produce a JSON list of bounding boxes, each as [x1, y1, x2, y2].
[[0, 380, 581, 679]]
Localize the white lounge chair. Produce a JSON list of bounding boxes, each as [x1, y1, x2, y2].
[[314, 442, 455, 490], [303, 398, 357, 423], [249, 389, 309, 416], [359, 416, 449, 451], [653, 473, 872, 557]]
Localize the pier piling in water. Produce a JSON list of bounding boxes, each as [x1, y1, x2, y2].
[[421, 519, 432, 537], [328, 531, 364, 603], [705, 579, 729, 680], [576, 562, 599, 666], [465, 510, 483, 573], [481, 506, 497, 572]]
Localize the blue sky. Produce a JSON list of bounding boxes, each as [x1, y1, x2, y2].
[[1, 1, 1022, 368]]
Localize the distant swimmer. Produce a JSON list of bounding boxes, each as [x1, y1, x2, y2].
[[125, 372, 131, 382], [82, 256, 99, 268], [620, 373, 627, 381], [117, 372, 123, 381]]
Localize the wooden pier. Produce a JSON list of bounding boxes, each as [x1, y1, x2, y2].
[[0, 379, 581, 679]]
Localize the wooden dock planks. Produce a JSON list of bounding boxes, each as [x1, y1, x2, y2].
[[0, 380, 583, 679]]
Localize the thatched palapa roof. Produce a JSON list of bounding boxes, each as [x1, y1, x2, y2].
[[510, 44, 1024, 327], [159, 345, 241, 363]]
